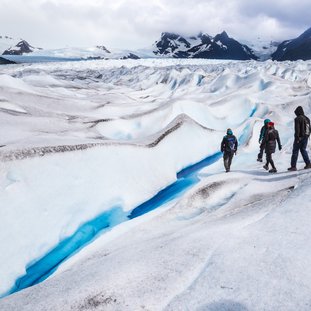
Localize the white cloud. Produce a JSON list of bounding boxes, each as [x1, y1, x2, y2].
[[0, 0, 310, 49]]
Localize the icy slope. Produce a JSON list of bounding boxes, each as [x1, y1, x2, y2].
[[0, 59, 311, 309], [1, 165, 311, 310]]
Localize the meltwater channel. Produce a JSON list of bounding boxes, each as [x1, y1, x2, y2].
[[6, 151, 222, 297]]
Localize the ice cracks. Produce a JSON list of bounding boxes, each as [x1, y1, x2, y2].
[[7, 151, 222, 297]]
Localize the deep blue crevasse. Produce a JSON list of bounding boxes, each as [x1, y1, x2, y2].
[[177, 152, 222, 179], [8, 207, 125, 296], [7, 152, 221, 297]]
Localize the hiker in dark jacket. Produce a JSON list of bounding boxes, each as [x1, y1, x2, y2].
[[263, 122, 282, 173], [288, 106, 311, 171], [257, 118, 271, 162], [221, 128, 238, 172]]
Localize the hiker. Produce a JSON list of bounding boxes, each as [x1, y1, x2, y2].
[[263, 121, 282, 173], [221, 128, 238, 172], [288, 106, 311, 171], [257, 118, 271, 162]]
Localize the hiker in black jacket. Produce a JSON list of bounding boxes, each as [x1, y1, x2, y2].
[[257, 118, 270, 162], [263, 122, 282, 173], [221, 128, 238, 173], [288, 106, 311, 171]]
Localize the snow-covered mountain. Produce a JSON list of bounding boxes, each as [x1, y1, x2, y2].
[[2, 39, 41, 55], [3, 28, 311, 63], [2, 45, 147, 62], [272, 27, 311, 61], [0, 58, 311, 310], [0, 35, 143, 61], [153, 31, 258, 60]]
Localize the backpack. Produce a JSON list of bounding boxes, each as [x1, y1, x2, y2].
[[304, 116, 310, 137], [267, 129, 276, 141], [227, 136, 236, 152]]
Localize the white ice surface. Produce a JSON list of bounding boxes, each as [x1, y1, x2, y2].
[[0, 58, 311, 310]]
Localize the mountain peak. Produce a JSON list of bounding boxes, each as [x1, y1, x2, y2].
[[214, 31, 230, 42], [154, 33, 191, 56], [298, 27, 311, 40], [153, 31, 257, 60], [272, 26, 311, 61], [160, 32, 179, 40], [96, 45, 110, 53], [219, 31, 229, 39], [2, 39, 40, 55]]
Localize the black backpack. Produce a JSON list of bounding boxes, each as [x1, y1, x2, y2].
[[303, 116, 310, 137]]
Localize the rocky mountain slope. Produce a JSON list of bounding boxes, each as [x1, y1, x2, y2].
[[272, 27, 311, 61], [153, 31, 258, 60]]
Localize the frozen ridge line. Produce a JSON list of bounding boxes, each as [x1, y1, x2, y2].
[[0, 114, 214, 161]]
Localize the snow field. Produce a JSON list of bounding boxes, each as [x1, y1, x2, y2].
[[0, 58, 311, 309]]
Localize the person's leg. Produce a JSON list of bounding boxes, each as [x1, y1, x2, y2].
[[299, 137, 311, 165], [228, 153, 233, 170], [290, 140, 300, 168], [223, 153, 230, 172], [267, 152, 277, 172], [263, 153, 269, 170], [257, 142, 265, 161], [270, 155, 276, 170]]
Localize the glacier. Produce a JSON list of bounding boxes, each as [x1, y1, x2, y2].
[[0, 58, 311, 310]]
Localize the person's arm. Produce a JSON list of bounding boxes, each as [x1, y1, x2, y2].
[[235, 137, 238, 151], [262, 128, 269, 144], [276, 130, 282, 150], [220, 137, 225, 152], [294, 117, 300, 141], [259, 126, 264, 143]]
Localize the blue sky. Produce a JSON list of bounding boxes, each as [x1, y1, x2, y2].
[[0, 0, 310, 49]]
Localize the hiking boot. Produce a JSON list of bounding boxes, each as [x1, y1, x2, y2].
[[263, 164, 269, 170], [226, 169, 230, 173], [304, 163, 311, 169], [257, 158, 263, 162], [269, 168, 277, 173], [287, 167, 297, 171]]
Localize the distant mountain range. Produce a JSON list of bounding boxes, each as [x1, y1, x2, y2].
[[0, 36, 146, 62], [152, 27, 311, 61], [153, 31, 258, 60], [272, 27, 311, 61], [1, 27, 311, 62]]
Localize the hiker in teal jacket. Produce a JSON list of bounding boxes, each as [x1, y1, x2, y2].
[[257, 118, 270, 162], [221, 128, 238, 173]]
